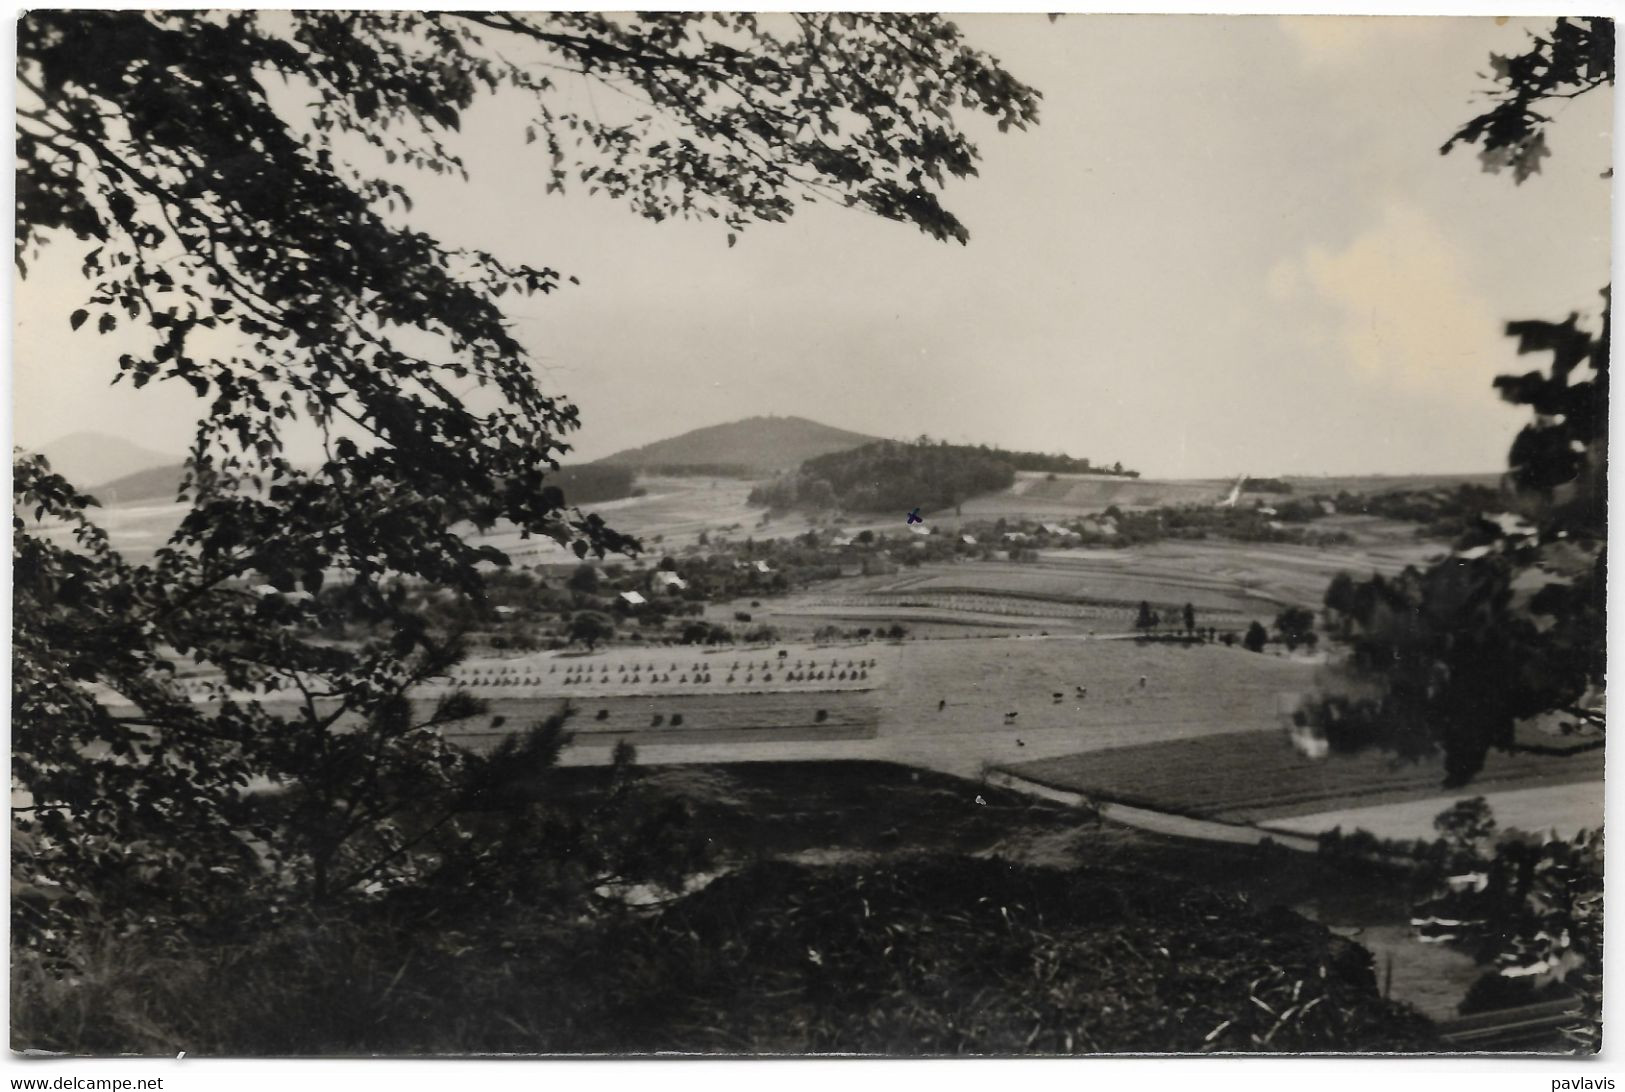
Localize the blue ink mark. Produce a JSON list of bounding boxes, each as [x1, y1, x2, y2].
[[906, 508, 922, 524]]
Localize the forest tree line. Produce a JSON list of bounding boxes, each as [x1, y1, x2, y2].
[[748, 438, 1137, 513]]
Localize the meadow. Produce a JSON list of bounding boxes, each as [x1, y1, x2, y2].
[[441, 640, 893, 698], [549, 634, 1324, 778], [753, 522, 1439, 635], [447, 690, 881, 751], [1000, 728, 1604, 824]]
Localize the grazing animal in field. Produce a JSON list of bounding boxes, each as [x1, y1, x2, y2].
[[1076, 686, 1087, 698], [1016, 738, 1026, 747]]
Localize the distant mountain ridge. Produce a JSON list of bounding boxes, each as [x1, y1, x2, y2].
[[29, 431, 176, 490], [596, 415, 881, 475]]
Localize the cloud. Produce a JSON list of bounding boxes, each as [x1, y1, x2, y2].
[[1269, 201, 1507, 395]]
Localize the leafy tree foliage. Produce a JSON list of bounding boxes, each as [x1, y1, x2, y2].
[[13, 11, 1039, 931], [1273, 607, 1315, 651], [1242, 622, 1268, 654], [1440, 16, 1613, 184], [547, 465, 644, 506], [1299, 23, 1608, 788], [568, 611, 616, 651], [1408, 800, 1601, 1050], [751, 438, 1143, 514], [750, 441, 1012, 513], [1134, 601, 1156, 632]]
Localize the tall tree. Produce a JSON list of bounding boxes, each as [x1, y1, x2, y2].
[[13, 12, 1039, 926], [1301, 16, 1608, 786]]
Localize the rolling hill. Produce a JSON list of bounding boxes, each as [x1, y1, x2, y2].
[[28, 432, 176, 490], [86, 462, 187, 505], [596, 415, 880, 476]]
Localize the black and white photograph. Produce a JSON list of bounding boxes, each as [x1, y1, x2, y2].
[[9, 5, 1612, 1064]]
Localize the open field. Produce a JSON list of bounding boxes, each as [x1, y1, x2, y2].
[[936, 470, 1502, 523], [552, 635, 1322, 777], [1267, 781, 1605, 842], [24, 499, 189, 564], [761, 531, 1438, 635], [950, 471, 1229, 516], [999, 729, 1604, 825], [465, 475, 771, 562], [445, 690, 880, 751], [392, 633, 1320, 775], [439, 640, 893, 698]]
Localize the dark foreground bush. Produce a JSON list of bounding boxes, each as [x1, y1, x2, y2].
[[13, 856, 1436, 1056]]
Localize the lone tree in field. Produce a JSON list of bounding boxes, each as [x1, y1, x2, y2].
[[1134, 600, 1156, 632], [1274, 607, 1315, 652], [13, 11, 1040, 927], [568, 612, 616, 652], [1182, 602, 1196, 634], [1300, 15, 1609, 788], [1243, 622, 1269, 654]]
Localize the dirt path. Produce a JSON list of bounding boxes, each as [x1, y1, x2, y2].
[[982, 769, 1321, 852]]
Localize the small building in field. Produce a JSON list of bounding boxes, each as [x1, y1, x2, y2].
[[618, 590, 647, 607], [649, 570, 688, 594]]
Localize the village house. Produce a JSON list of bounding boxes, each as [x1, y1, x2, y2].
[[648, 570, 688, 594]]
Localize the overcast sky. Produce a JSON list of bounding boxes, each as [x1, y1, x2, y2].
[[13, 13, 1613, 478]]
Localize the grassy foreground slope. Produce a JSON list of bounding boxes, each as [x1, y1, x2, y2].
[[13, 763, 1436, 1056]]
